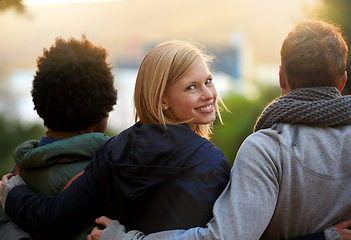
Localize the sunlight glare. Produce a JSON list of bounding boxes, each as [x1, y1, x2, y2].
[[23, 0, 124, 6]]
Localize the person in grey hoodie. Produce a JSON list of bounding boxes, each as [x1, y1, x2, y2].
[[87, 20, 351, 240]]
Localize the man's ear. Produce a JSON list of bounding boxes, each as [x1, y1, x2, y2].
[[279, 66, 291, 95], [338, 71, 347, 92], [279, 66, 286, 89]]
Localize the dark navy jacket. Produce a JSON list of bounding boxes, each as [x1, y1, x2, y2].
[[6, 123, 230, 238]]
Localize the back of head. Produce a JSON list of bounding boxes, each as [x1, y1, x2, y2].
[[281, 20, 348, 89], [32, 36, 117, 132]]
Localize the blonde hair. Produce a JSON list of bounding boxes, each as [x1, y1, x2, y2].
[[134, 40, 224, 139], [281, 20, 348, 89]]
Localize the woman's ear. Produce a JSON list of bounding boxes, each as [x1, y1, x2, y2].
[[162, 100, 169, 110]]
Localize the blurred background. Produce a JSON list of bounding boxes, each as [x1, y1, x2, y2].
[[0, 0, 349, 176]]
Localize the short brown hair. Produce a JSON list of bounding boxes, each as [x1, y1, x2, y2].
[[281, 20, 348, 89]]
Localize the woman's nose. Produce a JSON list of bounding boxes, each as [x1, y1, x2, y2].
[[201, 86, 214, 100]]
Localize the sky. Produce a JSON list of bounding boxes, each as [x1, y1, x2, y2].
[[0, 0, 320, 70], [0, 0, 321, 131]]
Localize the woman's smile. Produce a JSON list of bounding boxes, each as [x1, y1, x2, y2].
[[196, 102, 214, 113]]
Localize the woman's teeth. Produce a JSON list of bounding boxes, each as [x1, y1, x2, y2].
[[198, 105, 212, 111]]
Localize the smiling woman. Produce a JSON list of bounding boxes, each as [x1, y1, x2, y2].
[[22, 0, 123, 6]]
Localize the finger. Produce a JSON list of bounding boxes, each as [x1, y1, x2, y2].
[[8, 173, 15, 179], [2, 173, 14, 182], [87, 227, 98, 240], [1, 174, 12, 189], [90, 227, 103, 240], [91, 226, 100, 232], [339, 229, 351, 240], [97, 216, 113, 226], [1, 174, 7, 182], [95, 216, 108, 226], [335, 219, 351, 229], [93, 229, 104, 240], [95, 216, 106, 224]]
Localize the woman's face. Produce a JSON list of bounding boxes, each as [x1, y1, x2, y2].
[[162, 58, 217, 129]]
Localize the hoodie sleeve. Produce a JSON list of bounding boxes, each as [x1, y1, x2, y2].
[[4, 146, 109, 238]]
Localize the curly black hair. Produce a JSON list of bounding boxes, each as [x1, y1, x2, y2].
[[31, 36, 117, 132]]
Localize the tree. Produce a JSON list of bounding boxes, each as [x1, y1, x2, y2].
[[316, 0, 351, 94], [0, 115, 45, 176], [0, 0, 25, 13], [212, 86, 280, 166]]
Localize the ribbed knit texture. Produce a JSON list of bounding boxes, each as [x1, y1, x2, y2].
[[254, 87, 351, 132], [1, 176, 26, 210]]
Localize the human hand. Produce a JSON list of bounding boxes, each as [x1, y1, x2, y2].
[[87, 216, 113, 240], [334, 219, 351, 240], [0, 173, 14, 203]]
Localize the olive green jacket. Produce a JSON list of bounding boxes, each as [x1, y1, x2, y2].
[[13, 133, 109, 196]]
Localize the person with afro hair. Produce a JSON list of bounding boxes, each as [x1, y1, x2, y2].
[[0, 36, 117, 240]]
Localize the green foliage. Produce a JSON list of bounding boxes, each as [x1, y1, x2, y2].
[[315, 0, 351, 94], [0, 116, 45, 176], [212, 86, 280, 167], [317, 0, 351, 26], [104, 127, 119, 139]]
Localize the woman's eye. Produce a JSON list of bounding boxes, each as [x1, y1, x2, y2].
[[186, 85, 195, 91], [205, 78, 213, 85]]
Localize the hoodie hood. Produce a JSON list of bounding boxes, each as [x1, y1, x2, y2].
[[14, 133, 109, 169], [103, 122, 213, 200]]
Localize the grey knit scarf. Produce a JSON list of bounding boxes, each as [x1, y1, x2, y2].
[[254, 87, 351, 132]]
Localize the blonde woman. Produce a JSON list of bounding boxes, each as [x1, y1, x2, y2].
[[0, 40, 230, 239]]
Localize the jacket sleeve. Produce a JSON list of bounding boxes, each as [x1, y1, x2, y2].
[[4, 147, 107, 237]]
